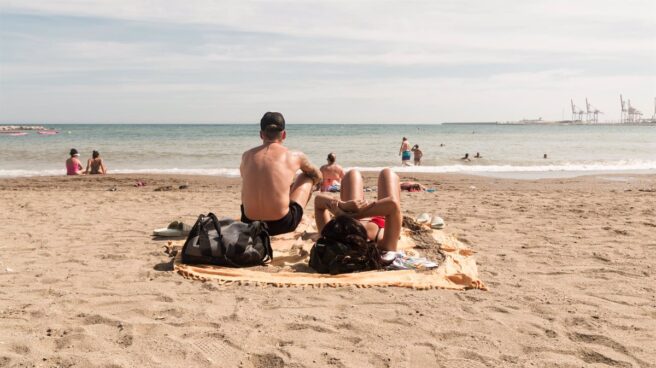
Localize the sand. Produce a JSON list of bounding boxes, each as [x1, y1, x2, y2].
[[0, 173, 654, 367]]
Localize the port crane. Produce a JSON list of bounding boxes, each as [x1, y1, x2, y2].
[[585, 98, 602, 123], [570, 99, 584, 121]]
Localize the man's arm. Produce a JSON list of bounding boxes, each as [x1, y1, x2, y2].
[[337, 165, 345, 180], [297, 152, 322, 185]]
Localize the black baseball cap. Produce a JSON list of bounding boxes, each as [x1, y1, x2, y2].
[[260, 112, 285, 131]]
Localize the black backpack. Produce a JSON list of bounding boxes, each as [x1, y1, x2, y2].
[[309, 217, 382, 275], [181, 213, 273, 267]]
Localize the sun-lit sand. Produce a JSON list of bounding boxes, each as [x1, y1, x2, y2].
[[0, 173, 654, 367]]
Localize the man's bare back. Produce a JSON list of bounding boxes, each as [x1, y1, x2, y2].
[[320, 163, 345, 191], [241, 143, 304, 220], [240, 112, 322, 236]]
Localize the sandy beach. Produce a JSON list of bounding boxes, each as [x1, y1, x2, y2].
[[0, 173, 654, 367]]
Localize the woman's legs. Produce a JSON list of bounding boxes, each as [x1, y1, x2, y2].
[[315, 168, 402, 251], [315, 169, 364, 232], [347, 168, 402, 251], [340, 169, 364, 202]]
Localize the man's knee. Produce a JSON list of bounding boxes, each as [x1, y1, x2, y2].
[[294, 172, 314, 186]]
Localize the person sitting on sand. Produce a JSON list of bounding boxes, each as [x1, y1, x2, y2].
[[85, 150, 107, 175], [320, 153, 345, 192], [474, 152, 482, 159], [461, 153, 471, 162], [411, 145, 423, 166], [240, 112, 322, 236], [314, 168, 402, 255], [66, 148, 84, 175], [399, 137, 411, 166]]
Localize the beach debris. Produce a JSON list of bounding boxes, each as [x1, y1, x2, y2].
[[431, 216, 445, 230], [402, 215, 426, 231], [107, 186, 117, 192], [154, 185, 173, 192], [5, 267, 14, 273], [134, 180, 146, 187], [385, 251, 439, 270], [179, 184, 189, 190], [416, 213, 432, 224], [469, 185, 477, 190], [364, 186, 377, 192]]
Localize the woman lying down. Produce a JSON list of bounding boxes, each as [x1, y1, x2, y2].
[[314, 168, 402, 264]]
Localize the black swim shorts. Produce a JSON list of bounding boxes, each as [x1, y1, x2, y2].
[[240, 201, 304, 236]]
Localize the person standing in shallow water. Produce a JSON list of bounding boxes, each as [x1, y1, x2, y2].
[[411, 145, 423, 166], [399, 137, 411, 166], [320, 153, 345, 192], [240, 112, 322, 236]]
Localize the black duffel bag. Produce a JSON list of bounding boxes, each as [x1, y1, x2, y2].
[[181, 213, 272, 267]]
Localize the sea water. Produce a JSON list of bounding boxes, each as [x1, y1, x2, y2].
[[1, 123, 655, 178]]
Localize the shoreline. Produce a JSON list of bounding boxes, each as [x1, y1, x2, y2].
[[2, 167, 656, 180], [2, 171, 655, 194]]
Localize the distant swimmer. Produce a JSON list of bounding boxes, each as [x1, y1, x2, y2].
[[85, 150, 107, 175], [320, 153, 345, 192], [66, 148, 84, 175], [474, 152, 482, 158], [543, 153, 548, 159], [461, 153, 471, 162], [411, 144, 423, 166], [399, 137, 411, 166], [440, 143, 445, 147]]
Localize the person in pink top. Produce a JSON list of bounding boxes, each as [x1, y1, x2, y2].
[[66, 148, 84, 175]]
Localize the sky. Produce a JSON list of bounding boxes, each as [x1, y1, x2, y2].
[[0, 0, 655, 123]]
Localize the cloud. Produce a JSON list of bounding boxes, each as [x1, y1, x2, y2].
[[0, 0, 654, 123]]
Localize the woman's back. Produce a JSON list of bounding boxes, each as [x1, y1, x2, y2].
[[66, 157, 81, 175]]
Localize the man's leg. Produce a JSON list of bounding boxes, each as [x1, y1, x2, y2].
[[289, 173, 315, 208]]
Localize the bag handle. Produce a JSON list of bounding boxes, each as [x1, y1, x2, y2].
[[250, 221, 273, 263], [208, 212, 247, 267]]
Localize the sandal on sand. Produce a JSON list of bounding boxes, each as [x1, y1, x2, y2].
[[431, 216, 445, 230], [153, 221, 191, 237], [415, 213, 432, 224]]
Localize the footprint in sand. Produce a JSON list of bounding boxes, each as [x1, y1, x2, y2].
[[250, 353, 285, 368], [193, 338, 244, 366]]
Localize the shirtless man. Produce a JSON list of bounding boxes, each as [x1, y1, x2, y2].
[[319, 153, 345, 192], [240, 112, 322, 236], [399, 137, 411, 166]]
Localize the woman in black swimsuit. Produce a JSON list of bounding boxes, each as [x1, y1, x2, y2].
[[85, 150, 107, 175]]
